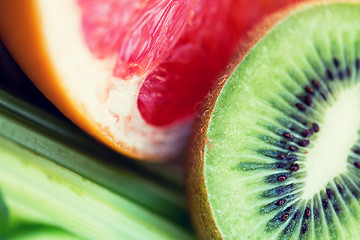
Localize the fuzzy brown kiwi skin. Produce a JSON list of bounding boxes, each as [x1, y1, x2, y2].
[[185, 0, 360, 239]]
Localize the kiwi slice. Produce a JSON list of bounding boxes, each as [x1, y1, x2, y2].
[[188, 2, 360, 239]]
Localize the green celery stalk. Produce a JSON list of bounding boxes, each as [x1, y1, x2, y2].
[[0, 89, 194, 239], [3, 224, 82, 240]]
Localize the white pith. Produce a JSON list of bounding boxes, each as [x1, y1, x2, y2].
[[36, 0, 192, 159], [302, 84, 360, 199]]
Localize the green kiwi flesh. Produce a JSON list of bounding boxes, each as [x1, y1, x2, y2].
[[198, 3, 360, 240]]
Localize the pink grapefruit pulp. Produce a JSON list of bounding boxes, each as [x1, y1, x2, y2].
[[0, 0, 299, 161]]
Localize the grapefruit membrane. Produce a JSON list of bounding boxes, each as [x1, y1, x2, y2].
[[0, 0, 297, 161]]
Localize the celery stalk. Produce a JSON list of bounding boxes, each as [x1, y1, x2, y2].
[[0, 89, 194, 239], [0, 137, 193, 239], [0, 88, 190, 224], [4, 224, 82, 240], [0, 191, 9, 234]]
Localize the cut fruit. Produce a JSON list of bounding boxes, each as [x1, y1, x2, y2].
[[187, 1, 360, 239], [0, 0, 296, 161]]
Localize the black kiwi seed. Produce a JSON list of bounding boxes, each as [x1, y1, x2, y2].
[[346, 67, 351, 77], [311, 79, 320, 89], [298, 139, 310, 147], [301, 129, 313, 138], [333, 203, 341, 213], [305, 208, 311, 219], [305, 85, 314, 95], [277, 153, 286, 160], [296, 103, 306, 112], [281, 213, 290, 221], [277, 175, 287, 182], [333, 57, 340, 67], [322, 199, 328, 209], [352, 190, 359, 199], [289, 164, 299, 172], [265, 173, 290, 183], [275, 199, 286, 206], [282, 132, 294, 140], [353, 148, 360, 155], [260, 196, 294, 214], [356, 58, 360, 70], [288, 145, 298, 152], [326, 69, 334, 80], [354, 162, 360, 169], [303, 95, 312, 106], [312, 123, 320, 132], [326, 188, 334, 199], [336, 184, 344, 195]]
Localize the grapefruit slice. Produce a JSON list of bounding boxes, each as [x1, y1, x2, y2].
[[0, 0, 297, 161]]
